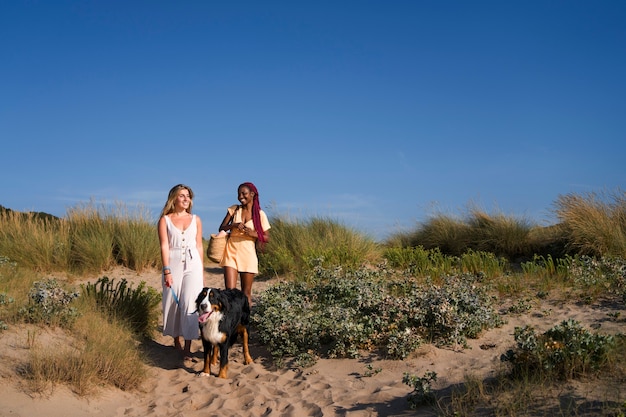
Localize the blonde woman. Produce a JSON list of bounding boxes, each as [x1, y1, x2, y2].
[[158, 184, 204, 363]]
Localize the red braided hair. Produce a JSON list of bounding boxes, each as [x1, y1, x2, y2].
[[241, 182, 267, 245]]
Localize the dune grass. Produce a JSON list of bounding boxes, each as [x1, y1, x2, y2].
[[0, 258, 157, 396], [396, 189, 626, 262], [0, 211, 71, 272], [26, 299, 148, 395], [0, 200, 160, 275], [554, 189, 626, 258], [258, 215, 382, 278]]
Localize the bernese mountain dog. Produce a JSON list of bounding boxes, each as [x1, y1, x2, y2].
[[195, 287, 254, 378]]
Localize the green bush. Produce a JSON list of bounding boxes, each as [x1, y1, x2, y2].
[[252, 265, 504, 363], [18, 279, 81, 328], [502, 319, 617, 380], [403, 371, 438, 408], [81, 277, 161, 338]]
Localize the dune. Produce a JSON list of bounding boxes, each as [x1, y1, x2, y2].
[[0, 266, 623, 416]]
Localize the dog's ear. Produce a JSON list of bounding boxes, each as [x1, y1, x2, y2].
[[195, 288, 207, 305]]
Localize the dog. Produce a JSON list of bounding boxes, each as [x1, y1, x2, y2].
[[195, 287, 254, 378]]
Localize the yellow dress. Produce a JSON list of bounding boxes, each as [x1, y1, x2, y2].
[[220, 205, 271, 273]]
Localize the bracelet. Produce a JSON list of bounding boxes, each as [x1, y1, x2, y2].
[[162, 266, 171, 273], [164, 271, 171, 276]]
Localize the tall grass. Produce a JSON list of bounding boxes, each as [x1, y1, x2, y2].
[[26, 299, 148, 395], [388, 189, 626, 262], [466, 209, 537, 259], [67, 201, 116, 273], [0, 200, 160, 275], [108, 202, 159, 273], [0, 210, 70, 271], [407, 214, 471, 256], [554, 189, 626, 258], [259, 215, 382, 277], [401, 209, 537, 260], [0, 257, 38, 323]]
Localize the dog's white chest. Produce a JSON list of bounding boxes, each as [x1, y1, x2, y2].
[[200, 313, 224, 344]]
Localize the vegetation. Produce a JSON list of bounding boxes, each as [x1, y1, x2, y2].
[[258, 215, 381, 277], [0, 200, 159, 274], [0, 188, 625, 414], [25, 299, 148, 395], [502, 319, 617, 380], [554, 189, 626, 258], [82, 276, 161, 338], [252, 264, 504, 360], [0, 258, 158, 395]]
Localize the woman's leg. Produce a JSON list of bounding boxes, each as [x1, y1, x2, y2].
[[174, 336, 183, 350], [240, 272, 255, 306], [183, 339, 192, 360], [224, 266, 239, 289]]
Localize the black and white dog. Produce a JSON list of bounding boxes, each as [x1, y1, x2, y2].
[[195, 287, 254, 378]]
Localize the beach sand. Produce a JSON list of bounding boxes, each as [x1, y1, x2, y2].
[[0, 265, 623, 416]]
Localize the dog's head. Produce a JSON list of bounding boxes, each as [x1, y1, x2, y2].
[[195, 287, 228, 324]]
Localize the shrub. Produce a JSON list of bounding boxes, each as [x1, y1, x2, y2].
[[501, 319, 617, 380], [252, 265, 504, 363], [403, 371, 438, 408], [18, 279, 80, 328], [568, 255, 626, 294], [81, 277, 161, 338]]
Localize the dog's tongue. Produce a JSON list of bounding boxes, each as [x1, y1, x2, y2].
[[198, 312, 211, 323]]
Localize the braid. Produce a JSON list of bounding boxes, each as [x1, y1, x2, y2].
[[241, 182, 267, 245]]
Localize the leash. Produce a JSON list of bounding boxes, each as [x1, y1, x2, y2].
[[170, 287, 180, 305]]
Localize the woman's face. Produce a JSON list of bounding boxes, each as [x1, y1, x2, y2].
[[238, 186, 254, 205], [175, 188, 191, 211]]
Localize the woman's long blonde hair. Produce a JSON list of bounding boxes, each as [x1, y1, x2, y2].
[[160, 184, 194, 217]]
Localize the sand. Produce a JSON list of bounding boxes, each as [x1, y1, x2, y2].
[[0, 265, 624, 417]]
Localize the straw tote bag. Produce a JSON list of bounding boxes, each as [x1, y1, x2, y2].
[[206, 206, 238, 263], [207, 233, 228, 263]]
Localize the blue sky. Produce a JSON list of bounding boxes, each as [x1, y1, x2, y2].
[[2, 1, 624, 241]]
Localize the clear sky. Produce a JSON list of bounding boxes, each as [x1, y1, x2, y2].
[[2, 1, 625, 241]]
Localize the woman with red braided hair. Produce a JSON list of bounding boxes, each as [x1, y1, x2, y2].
[[218, 182, 271, 306]]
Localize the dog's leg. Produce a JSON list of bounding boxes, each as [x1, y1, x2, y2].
[[237, 324, 254, 365], [217, 343, 229, 379], [200, 340, 211, 376], [210, 344, 219, 366]]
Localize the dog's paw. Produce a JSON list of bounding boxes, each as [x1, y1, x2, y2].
[[197, 372, 211, 377]]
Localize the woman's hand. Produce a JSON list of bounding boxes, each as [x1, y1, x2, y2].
[[164, 273, 172, 287], [242, 226, 258, 238]]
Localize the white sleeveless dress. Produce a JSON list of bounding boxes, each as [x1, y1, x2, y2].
[[161, 214, 204, 340]]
